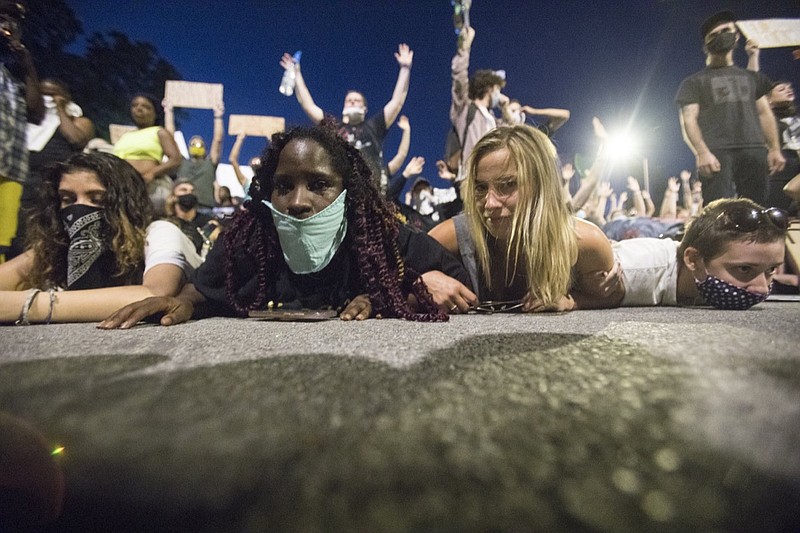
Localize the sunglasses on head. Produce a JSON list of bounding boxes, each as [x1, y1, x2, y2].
[[714, 206, 789, 233]]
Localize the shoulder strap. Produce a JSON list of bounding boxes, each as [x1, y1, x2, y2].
[[462, 102, 477, 144]]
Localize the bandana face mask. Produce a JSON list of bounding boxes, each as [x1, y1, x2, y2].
[[264, 190, 348, 274], [694, 273, 771, 310], [61, 204, 115, 289]]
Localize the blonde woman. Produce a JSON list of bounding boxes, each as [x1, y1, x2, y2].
[[428, 124, 621, 312]]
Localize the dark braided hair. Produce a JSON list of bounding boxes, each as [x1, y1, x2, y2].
[[222, 119, 446, 321]]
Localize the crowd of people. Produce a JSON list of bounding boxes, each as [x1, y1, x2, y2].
[[0, 2, 797, 327]]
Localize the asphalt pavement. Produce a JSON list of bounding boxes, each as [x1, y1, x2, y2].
[[1, 303, 799, 532]]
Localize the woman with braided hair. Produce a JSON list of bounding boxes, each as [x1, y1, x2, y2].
[[100, 121, 470, 328]]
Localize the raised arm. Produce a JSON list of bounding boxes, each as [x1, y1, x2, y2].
[[521, 105, 571, 132], [679, 169, 693, 211], [658, 177, 680, 219], [387, 155, 424, 202], [164, 101, 176, 134], [53, 94, 94, 149], [745, 39, 760, 72], [383, 44, 413, 128], [229, 133, 249, 187], [626, 176, 647, 217], [386, 115, 411, 175], [280, 53, 324, 124], [210, 100, 225, 165], [450, 26, 474, 121]]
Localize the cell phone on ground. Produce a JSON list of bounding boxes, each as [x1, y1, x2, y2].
[[248, 309, 338, 322]]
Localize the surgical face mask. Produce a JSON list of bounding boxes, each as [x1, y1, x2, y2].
[[263, 190, 348, 274], [694, 273, 770, 310], [176, 193, 198, 211], [510, 110, 525, 125], [43, 95, 57, 109], [490, 90, 501, 109], [342, 105, 365, 125], [706, 30, 737, 54]]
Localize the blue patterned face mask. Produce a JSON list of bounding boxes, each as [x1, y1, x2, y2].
[[694, 273, 771, 310], [264, 190, 348, 274]]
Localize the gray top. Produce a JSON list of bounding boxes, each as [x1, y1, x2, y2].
[[453, 213, 481, 298]]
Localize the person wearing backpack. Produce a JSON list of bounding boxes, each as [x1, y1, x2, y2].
[[448, 26, 511, 181]]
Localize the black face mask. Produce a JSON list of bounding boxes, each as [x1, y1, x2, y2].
[[176, 193, 198, 211], [706, 31, 737, 54], [61, 204, 116, 290], [771, 101, 797, 119]]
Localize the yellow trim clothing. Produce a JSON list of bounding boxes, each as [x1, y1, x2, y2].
[[113, 126, 164, 162], [0, 177, 22, 262]]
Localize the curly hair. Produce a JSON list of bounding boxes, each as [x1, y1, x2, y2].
[[222, 120, 446, 321], [468, 69, 506, 101], [24, 152, 153, 289], [463, 125, 577, 307]]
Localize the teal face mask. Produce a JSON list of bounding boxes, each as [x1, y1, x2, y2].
[[264, 190, 348, 274]]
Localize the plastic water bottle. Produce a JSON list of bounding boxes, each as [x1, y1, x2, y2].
[[279, 51, 302, 96]]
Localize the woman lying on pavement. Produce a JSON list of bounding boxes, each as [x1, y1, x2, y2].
[[608, 197, 788, 310], [100, 121, 471, 328], [427, 122, 622, 313], [0, 152, 200, 324]]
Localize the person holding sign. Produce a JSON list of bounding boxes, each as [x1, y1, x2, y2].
[[676, 11, 785, 205]]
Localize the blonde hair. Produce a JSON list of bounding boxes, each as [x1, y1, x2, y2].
[[462, 125, 577, 306]]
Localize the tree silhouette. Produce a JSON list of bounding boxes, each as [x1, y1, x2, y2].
[[21, 0, 183, 140]]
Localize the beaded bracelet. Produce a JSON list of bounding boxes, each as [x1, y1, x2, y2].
[[15, 288, 42, 326], [44, 288, 57, 325]]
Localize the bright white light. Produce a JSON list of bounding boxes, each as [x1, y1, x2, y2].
[[606, 131, 640, 161]]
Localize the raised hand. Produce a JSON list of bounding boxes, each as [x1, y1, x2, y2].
[[397, 115, 410, 131], [280, 52, 298, 71], [395, 43, 414, 69], [403, 156, 425, 177], [436, 160, 456, 181], [666, 176, 680, 193]]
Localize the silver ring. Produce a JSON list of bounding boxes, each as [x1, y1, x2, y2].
[[449, 304, 459, 312]]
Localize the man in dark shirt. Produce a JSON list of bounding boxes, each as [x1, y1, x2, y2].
[[279, 44, 413, 189], [675, 10, 784, 205]]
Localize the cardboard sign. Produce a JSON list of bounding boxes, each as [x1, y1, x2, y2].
[[228, 114, 285, 138], [163, 80, 224, 109], [109, 124, 137, 144], [737, 19, 800, 49]]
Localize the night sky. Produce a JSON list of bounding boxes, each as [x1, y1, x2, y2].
[[66, 0, 797, 198]]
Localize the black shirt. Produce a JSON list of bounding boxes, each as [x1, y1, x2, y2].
[[191, 222, 471, 316]]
